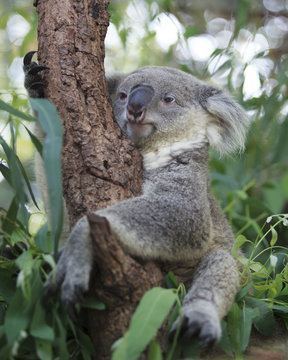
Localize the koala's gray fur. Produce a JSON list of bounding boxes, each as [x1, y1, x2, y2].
[[23, 55, 249, 347]]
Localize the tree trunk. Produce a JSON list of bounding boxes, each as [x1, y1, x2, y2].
[[35, 0, 164, 358], [36, 0, 142, 223]]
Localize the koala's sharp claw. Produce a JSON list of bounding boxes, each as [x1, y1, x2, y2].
[[199, 335, 216, 349], [23, 51, 37, 66], [183, 323, 199, 340], [23, 51, 48, 98], [170, 311, 220, 349], [43, 279, 60, 302], [28, 65, 49, 75], [29, 82, 47, 89], [169, 316, 188, 341]]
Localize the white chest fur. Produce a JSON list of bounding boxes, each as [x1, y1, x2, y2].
[[143, 137, 206, 170]]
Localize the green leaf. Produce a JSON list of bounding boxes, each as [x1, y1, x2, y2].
[[24, 125, 43, 155], [0, 98, 36, 122], [148, 340, 163, 360], [2, 196, 19, 236], [241, 306, 255, 352], [3, 288, 31, 344], [234, 0, 250, 37], [0, 135, 29, 226], [53, 309, 69, 360], [235, 283, 253, 302], [227, 302, 255, 356], [15, 251, 33, 272], [272, 305, 288, 313], [30, 98, 63, 254], [81, 297, 106, 310], [235, 190, 248, 200], [218, 320, 233, 356], [112, 287, 177, 360], [0, 270, 16, 304], [232, 234, 249, 256], [15, 154, 39, 209], [0, 163, 12, 186], [165, 271, 178, 289], [36, 339, 53, 360], [227, 302, 242, 354], [30, 300, 54, 341], [184, 25, 199, 38], [245, 297, 275, 336], [270, 226, 278, 246], [34, 223, 51, 252], [76, 326, 96, 359]]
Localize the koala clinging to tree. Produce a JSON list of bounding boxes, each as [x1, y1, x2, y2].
[[24, 52, 249, 348]]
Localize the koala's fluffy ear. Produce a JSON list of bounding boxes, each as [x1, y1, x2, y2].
[[200, 87, 249, 155], [106, 74, 124, 102]]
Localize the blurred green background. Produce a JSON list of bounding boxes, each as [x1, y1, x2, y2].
[[0, 0, 288, 243]]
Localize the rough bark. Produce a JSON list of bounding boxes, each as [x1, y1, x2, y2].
[[87, 214, 164, 359], [35, 0, 164, 358], [36, 0, 142, 224]]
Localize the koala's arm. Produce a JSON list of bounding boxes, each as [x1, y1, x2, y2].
[[170, 196, 240, 346], [171, 249, 239, 346]]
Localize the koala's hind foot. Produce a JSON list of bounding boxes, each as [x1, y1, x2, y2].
[[170, 302, 221, 348], [23, 51, 48, 98], [43, 216, 93, 317]]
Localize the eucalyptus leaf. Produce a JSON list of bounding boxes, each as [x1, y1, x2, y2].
[[148, 340, 163, 360], [112, 287, 177, 360], [25, 125, 43, 156], [76, 327, 96, 359], [227, 302, 255, 356], [2, 196, 19, 236], [30, 98, 63, 254], [0, 163, 12, 186], [4, 288, 31, 344], [34, 223, 51, 253], [245, 297, 275, 336], [0, 98, 36, 122], [81, 297, 106, 311], [0, 135, 29, 226], [36, 339, 53, 360], [235, 283, 253, 302], [53, 309, 69, 360], [0, 270, 16, 304], [30, 301, 54, 341], [218, 320, 233, 356]]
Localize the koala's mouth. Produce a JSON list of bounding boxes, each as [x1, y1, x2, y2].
[[126, 122, 155, 143]]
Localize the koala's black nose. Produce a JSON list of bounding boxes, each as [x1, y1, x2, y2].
[[127, 85, 154, 123]]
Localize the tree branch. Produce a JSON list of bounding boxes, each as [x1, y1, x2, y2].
[[87, 213, 164, 359]]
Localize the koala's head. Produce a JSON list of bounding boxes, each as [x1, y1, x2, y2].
[[108, 66, 249, 156]]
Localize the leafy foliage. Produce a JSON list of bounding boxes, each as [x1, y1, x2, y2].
[[112, 287, 178, 360], [0, 100, 99, 359]]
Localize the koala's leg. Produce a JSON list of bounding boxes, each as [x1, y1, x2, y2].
[[44, 216, 92, 313], [171, 249, 239, 347]]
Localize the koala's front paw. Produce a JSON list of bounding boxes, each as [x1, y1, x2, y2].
[[44, 217, 93, 317], [23, 51, 48, 98], [170, 305, 221, 348]]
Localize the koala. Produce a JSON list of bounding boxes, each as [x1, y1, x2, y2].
[[23, 52, 249, 348]]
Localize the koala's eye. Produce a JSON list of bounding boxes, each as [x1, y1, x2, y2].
[[119, 92, 127, 101], [162, 95, 175, 104]]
